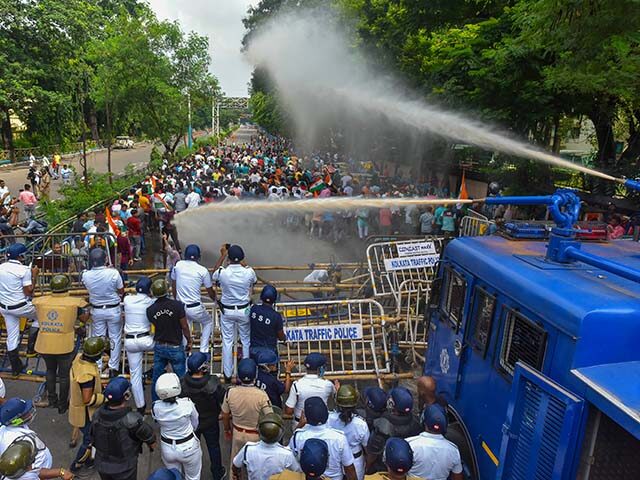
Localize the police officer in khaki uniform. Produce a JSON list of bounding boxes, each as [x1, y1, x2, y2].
[[33, 274, 88, 414], [231, 412, 300, 480], [69, 336, 108, 474], [222, 358, 271, 467]]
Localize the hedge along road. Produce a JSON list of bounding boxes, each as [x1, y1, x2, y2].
[[0, 143, 155, 201]]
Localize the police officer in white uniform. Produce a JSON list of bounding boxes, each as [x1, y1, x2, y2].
[[170, 244, 215, 354], [81, 248, 124, 376], [285, 353, 337, 429], [232, 412, 300, 480], [0, 398, 65, 480], [0, 398, 73, 480], [328, 385, 369, 480], [211, 244, 257, 381], [0, 244, 39, 376], [289, 397, 357, 480], [152, 373, 202, 480], [123, 276, 155, 414], [406, 404, 463, 480]]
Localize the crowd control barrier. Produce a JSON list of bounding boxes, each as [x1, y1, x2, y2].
[[366, 238, 444, 299]]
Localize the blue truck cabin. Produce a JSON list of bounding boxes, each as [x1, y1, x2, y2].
[[424, 234, 640, 480]]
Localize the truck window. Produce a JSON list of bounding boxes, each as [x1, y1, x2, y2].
[[468, 287, 495, 357], [441, 267, 466, 330], [499, 308, 547, 376]]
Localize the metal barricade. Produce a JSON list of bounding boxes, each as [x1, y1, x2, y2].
[[366, 238, 444, 299], [395, 280, 429, 365], [278, 299, 389, 379], [459, 215, 494, 237], [1, 298, 396, 383]]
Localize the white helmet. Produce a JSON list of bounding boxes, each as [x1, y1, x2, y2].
[[155, 372, 181, 400]]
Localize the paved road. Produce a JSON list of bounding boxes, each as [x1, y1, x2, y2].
[[4, 377, 211, 479], [225, 125, 257, 145], [0, 144, 154, 201]]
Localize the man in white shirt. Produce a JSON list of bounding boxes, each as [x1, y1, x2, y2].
[[232, 413, 300, 480], [123, 277, 156, 413], [184, 188, 201, 209], [407, 404, 463, 480], [0, 244, 39, 376], [211, 244, 257, 381], [288, 397, 357, 480], [60, 165, 72, 185], [170, 244, 216, 354], [81, 248, 124, 377], [0, 179, 11, 208], [284, 353, 337, 429]]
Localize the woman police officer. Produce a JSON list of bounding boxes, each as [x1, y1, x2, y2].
[[152, 373, 202, 480]]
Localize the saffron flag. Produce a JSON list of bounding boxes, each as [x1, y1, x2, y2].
[[459, 171, 469, 200]]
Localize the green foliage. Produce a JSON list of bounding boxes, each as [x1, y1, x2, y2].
[[249, 91, 287, 134], [243, 0, 640, 194], [148, 145, 163, 172], [1, 0, 220, 159], [43, 165, 144, 225]]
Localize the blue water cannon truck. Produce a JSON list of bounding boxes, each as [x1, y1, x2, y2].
[[424, 188, 639, 480]]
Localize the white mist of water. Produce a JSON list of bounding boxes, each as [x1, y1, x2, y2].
[[247, 10, 616, 182], [176, 197, 474, 217]]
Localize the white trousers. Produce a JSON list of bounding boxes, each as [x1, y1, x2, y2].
[[1, 303, 37, 351], [354, 454, 365, 480], [220, 308, 250, 378], [185, 304, 213, 353], [90, 307, 122, 370], [161, 436, 202, 480], [124, 334, 154, 408]]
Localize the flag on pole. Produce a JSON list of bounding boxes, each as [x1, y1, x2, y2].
[[459, 170, 469, 200], [309, 178, 326, 194], [105, 207, 121, 237]]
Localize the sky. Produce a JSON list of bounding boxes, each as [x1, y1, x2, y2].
[[147, 0, 259, 97]]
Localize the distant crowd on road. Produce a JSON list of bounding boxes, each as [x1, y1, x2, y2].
[[135, 131, 470, 245]]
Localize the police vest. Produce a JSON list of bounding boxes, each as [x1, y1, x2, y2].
[[91, 407, 145, 474], [180, 375, 223, 430], [356, 406, 385, 432], [375, 412, 423, 439], [69, 354, 101, 428], [368, 413, 422, 471], [33, 294, 86, 355]]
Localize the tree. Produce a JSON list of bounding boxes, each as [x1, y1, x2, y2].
[[512, 0, 640, 174], [0, 0, 220, 160], [0, 0, 102, 158]]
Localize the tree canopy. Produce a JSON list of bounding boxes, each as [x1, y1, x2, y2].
[[244, 0, 640, 192], [0, 0, 220, 159]]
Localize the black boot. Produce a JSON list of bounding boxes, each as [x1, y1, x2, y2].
[[26, 327, 39, 357], [7, 349, 23, 376], [137, 404, 146, 416]]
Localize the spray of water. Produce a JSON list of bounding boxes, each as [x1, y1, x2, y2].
[[176, 197, 475, 218], [247, 10, 616, 182]]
